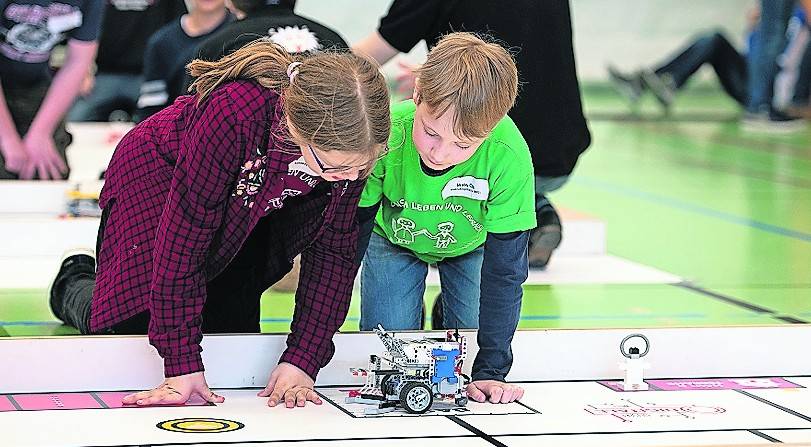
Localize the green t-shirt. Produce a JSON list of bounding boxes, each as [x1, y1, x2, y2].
[[360, 100, 536, 263]]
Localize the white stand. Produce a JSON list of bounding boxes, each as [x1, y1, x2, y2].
[[620, 354, 650, 391]]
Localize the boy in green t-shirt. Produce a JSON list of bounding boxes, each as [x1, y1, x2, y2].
[[357, 32, 536, 404]]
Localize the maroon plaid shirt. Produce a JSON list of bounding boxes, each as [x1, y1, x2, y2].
[[91, 80, 364, 379]]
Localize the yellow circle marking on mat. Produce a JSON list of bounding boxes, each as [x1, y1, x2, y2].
[[157, 418, 244, 433]]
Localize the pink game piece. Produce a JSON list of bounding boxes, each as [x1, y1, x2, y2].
[[0, 395, 17, 412], [96, 391, 210, 408], [12, 393, 103, 411]]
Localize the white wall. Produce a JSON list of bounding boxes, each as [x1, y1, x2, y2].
[[296, 0, 752, 81]]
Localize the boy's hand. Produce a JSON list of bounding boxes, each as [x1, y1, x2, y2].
[[467, 380, 525, 404], [122, 371, 224, 406], [0, 134, 28, 174], [259, 362, 323, 408], [21, 131, 67, 180]]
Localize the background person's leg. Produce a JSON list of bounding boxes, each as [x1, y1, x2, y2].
[[747, 0, 795, 113], [791, 37, 811, 109], [529, 175, 569, 269], [360, 233, 428, 331], [652, 32, 748, 106]]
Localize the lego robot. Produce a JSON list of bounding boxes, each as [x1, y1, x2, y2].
[[347, 325, 469, 415]]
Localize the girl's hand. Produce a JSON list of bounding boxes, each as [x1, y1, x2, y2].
[[122, 371, 224, 406], [258, 362, 323, 408]]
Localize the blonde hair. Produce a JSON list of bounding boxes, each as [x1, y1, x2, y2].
[[187, 39, 391, 169], [415, 32, 518, 139]]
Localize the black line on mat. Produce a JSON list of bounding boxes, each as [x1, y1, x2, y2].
[[675, 282, 810, 323], [89, 392, 109, 409], [45, 427, 811, 447], [488, 427, 808, 437], [447, 415, 507, 447], [514, 400, 541, 414], [748, 429, 783, 443], [736, 389, 811, 423], [314, 389, 356, 418]]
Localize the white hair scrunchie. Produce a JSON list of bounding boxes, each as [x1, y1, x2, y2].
[[286, 61, 302, 84]]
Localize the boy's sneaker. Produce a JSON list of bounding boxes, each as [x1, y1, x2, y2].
[[49, 249, 96, 320], [528, 206, 563, 270], [607, 65, 644, 104], [741, 108, 807, 133], [640, 69, 675, 113]]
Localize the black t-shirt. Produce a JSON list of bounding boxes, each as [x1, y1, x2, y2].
[[378, 0, 591, 177], [95, 0, 185, 74], [135, 13, 230, 121], [195, 5, 347, 63], [0, 0, 102, 88]]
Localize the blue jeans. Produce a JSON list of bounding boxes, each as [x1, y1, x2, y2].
[[360, 232, 483, 330], [747, 0, 796, 112], [68, 73, 141, 122], [535, 175, 569, 211]]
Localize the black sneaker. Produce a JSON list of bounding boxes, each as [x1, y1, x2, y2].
[[49, 249, 96, 320], [431, 294, 444, 330], [640, 69, 675, 112], [528, 206, 563, 269], [607, 65, 645, 105]]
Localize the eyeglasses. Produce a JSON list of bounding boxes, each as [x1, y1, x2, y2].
[[307, 144, 387, 174]]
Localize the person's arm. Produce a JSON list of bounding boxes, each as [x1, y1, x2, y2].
[[352, 31, 401, 65], [277, 179, 368, 379], [354, 161, 385, 265], [20, 39, 96, 179], [801, 0, 811, 17], [0, 85, 27, 174], [472, 230, 529, 380], [148, 88, 241, 378], [352, 0, 452, 65], [355, 201, 381, 266], [470, 125, 536, 402]]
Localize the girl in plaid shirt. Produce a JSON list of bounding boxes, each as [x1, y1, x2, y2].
[[49, 39, 390, 408]]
